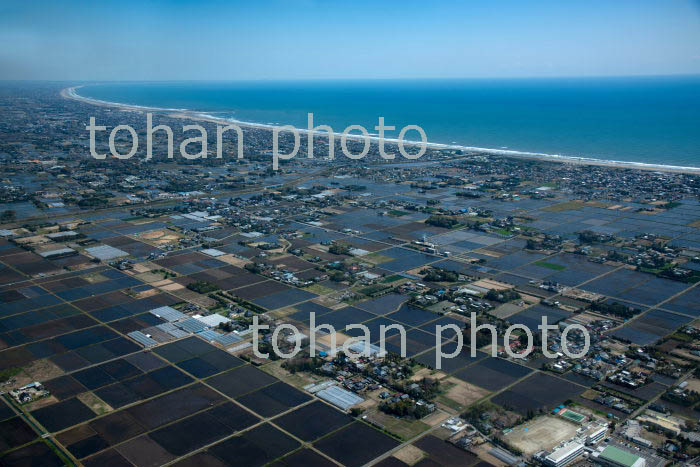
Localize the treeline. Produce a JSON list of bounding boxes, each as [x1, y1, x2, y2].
[[425, 215, 459, 229]]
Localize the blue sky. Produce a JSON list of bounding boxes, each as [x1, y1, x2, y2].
[[1, 0, 699, 80]]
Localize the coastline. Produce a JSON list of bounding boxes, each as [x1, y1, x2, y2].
[[61, 85, 700, 174]]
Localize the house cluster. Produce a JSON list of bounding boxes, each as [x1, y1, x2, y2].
[[9, 382, 49, 405]]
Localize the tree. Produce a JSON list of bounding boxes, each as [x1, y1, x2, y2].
[[423, 268, 459, 282], [485, 289, 521, 303], [186, 281, 220, 294], [0, 210, 15, 222], [244, 263, 263, 274], [591, 301, 641, 320], [526, 239, 538, 250], [425, 216, 458, 229], [328, 244, 351, 255], [329, 270, 347, 282]]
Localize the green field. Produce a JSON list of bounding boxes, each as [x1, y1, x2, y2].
[[534, 261, 566, 271]]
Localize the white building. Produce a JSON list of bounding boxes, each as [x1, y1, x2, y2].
[[586, 426, 608, 445], [543, 442, 585, 467]]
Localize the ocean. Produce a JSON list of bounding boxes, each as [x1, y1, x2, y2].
[[77, 76, 700, 169]]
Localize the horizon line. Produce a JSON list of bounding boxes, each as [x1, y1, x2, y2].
[[2, 72, 700, 84]]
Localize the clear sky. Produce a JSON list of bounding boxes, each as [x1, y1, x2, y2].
[[1, 0, 699, 81]]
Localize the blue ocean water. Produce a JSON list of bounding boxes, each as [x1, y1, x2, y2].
[[78, 77, 700, 168]]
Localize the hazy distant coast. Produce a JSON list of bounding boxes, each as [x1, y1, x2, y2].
[[62, 85, 700, 174]]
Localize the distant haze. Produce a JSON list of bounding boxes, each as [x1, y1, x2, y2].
[[1, 0, 700, 81]]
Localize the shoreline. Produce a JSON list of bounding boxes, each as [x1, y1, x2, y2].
[[61, 85, 700, 174]]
